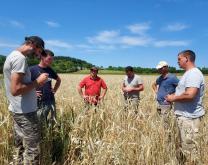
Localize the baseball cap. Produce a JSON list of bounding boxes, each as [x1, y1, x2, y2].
[[156, 61, 168, 69], [25, 36, 46, 56]]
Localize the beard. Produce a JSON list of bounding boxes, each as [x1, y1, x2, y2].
[[25, 49, 39, 58]]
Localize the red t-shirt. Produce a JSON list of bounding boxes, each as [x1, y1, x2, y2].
[[79, 76, 107, 97]]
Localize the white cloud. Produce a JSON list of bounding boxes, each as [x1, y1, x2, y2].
[[45, 21, 60, 28], [154, 40, 189, 47], [75, 44, 92, 49], [84, 45, 116, 53], [0, 41, 18, 48], [88, 30, 120, 44], [96, 45, 116, 50], [63, 22, 191, 52], [87, 23, 153, 50], [45, 40, 72, 48], [9, 20, 24, 28], [164, 23, 188, 31], [121, 36, 152, 46], [87, 29, 152, 46], [127, 23, 151, 35]]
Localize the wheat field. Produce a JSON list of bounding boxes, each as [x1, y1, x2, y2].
[[0, 74, 208, 165]]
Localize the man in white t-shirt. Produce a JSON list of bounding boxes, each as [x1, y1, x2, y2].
[[166, 50, 205, 161], [3, 36, 48, 164], [122, 66, 144, 113]]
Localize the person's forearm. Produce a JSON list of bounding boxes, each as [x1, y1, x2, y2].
[[172, 93, 195, 102], [152, 84, 157, 93], [122, 84, 126, 91], [132, 86, 144, 92], [77, 86, 84, 97], [11, 72, 48, 96], [101, 89, 107, 97], [53, 79, 61, 93], [11, 80, 38, 96]]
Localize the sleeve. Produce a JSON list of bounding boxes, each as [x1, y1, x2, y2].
[[101, 79, 107, 89], [156, 76, 160, 85], [172, 75, 179, 86], [11, 56, 27, 74], [79, 78, 86, 88], [123, 77, 126, 85], [185, 71, 202, 88], [29, 66, 37, 81], [137, 76, 143, 85], [49, 68, 58, 80]]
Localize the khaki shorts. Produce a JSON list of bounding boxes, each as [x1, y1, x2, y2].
[[176, 115, 202, 156], [124, 98, 140, 110], [157, 104, 172, 116]]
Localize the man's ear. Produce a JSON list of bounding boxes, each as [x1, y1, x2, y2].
[[185, 57, 188, 62]]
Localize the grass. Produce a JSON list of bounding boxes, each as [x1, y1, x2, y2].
[[0, 74, 208, 164]]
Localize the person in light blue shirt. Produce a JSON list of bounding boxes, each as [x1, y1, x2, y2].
[[166, 50, 205, 161]]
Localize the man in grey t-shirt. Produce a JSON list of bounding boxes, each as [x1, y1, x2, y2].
[[122, 66, 144, 113], [3, 36, 48, 164], [166, 50, 205, 161]]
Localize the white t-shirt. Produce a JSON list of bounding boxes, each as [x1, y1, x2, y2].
[[174, 67, 205, 118], [3, 50, 37, 113], [123, 74, 143, 99]]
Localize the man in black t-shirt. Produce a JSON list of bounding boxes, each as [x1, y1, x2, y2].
[[30, 49, 61, 125]]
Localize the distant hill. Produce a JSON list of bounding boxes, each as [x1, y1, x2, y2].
[[0, 55, 93, 73]]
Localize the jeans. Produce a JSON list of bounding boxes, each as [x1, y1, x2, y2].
[[37, 100, 56, 126]]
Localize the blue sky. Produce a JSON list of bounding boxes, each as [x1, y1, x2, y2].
[[0, 0, 208, 68]]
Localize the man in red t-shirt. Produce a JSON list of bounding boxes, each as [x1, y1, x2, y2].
[[77, 67, 107, 106]]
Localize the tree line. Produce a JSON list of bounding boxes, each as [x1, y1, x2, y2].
[[106, 66, 208, 74], [0, 55, 208, 74], [0, 55, 93, 73]]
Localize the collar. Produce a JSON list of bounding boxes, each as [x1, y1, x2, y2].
[[161, 73, 169, 79], [90, 75, 99, 80]]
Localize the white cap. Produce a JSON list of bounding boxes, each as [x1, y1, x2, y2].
[[156, 61, 168, 69]]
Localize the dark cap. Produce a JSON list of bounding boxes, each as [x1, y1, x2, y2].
[[25, 36, 46, 56], [44, 49, 54, 56], [25, 36, 45, 48], [90, 66, 99, 71]]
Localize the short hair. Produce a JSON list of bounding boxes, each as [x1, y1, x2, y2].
[[44, 49, 54, 57], [125, 66, 134, 72], [178, 50, 196, 62], [90, 66, 99, 71], [24, 36, 45, 49]]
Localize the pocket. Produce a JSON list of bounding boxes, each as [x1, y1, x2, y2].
[[192, 118, 200, 133]]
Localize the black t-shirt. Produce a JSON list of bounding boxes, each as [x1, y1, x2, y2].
[[30, 65, 58, 104]]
